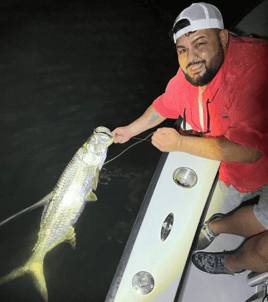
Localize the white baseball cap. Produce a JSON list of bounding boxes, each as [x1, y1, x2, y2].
[[172, 3, 224, 43]]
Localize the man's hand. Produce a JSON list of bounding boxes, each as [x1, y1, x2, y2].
[[152, 128, 182, 152], [152, 129, 262, 162], [111, 126, 133, 144]]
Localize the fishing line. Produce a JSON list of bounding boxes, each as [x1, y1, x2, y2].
[[0, 132, 154, 226], [103, 132, 154, 166]]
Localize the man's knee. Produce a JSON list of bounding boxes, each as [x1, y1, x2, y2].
[[255, 230, 268, 263]]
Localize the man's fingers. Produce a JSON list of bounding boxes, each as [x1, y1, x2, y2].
[[152, 132, 165, 142], [156, 127, 174, 134], [151, 139, 166, 152], [151, 139, 161, 150], [111, 127, 132, 144], [114, 133, 130, 144], [115, 134, 123, 144], [111, 129, 124, 143], [156, 128, 166, 133], [152, 128, 180, 152], [152, 132, 165, 147]]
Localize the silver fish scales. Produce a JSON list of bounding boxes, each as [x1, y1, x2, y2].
[[0, 126, 114, 301]]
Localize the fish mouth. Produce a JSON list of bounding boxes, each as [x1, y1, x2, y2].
[[95, 130, 113, 139], [98, 132, 115, 146], [94, 127, 114, 145], [94, 126, 112, 137], [84, 127, 114, 148]]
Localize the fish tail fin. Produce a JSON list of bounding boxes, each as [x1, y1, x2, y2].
[[0, 258, 48, 302], [28, 259, 48, 302]]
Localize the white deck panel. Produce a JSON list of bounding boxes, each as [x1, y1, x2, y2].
[[114, 151, 220, 302], [177, 180, 257, 302]]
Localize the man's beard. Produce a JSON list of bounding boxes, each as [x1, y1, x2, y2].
[[183, 67, 220, 86], [182, 49, 224, 87]]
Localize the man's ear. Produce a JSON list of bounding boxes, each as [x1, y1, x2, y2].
[[220, 29, 229, 52]]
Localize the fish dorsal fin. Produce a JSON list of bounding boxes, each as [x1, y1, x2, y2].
[[93, 166, 99, 191], [85, 191, 97, 202], [0, 193, 51, 227], [40, 192, 55, 224]]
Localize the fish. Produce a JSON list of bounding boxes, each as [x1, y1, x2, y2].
[[0, 126, 114, 302]]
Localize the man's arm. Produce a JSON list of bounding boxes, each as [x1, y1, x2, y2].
[[112, 105, 166, 143], [152, 128, 261, 163]]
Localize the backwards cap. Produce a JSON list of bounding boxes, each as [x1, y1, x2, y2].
[[172, 2, 224, 43]]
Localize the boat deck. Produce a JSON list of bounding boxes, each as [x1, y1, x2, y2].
[[177, 181, 258, 302]]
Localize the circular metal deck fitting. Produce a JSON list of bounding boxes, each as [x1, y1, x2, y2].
[[161, 213, 174, 241], [132, 271, 155, 295], [172, 167, 198, 188]]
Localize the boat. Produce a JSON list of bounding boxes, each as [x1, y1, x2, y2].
[[105, 1, 268, 301]]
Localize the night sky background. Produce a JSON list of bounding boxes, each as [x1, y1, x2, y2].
[[0, 1, 265, 301]]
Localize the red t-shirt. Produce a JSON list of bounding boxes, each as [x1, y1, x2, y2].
[[153, 35, 268, 193]]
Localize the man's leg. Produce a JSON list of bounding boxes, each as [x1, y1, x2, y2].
[[210, 184, 268, 237], [221, 186, 268, 273], [193, 184, 268, 275], [192, 230, 268, 274], [225, 230, 268, 273], [209, 205, 266, 237]]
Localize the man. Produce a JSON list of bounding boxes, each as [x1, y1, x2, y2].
[[112, 3, 268, 275]]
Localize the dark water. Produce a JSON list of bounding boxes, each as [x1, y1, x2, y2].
[[0, 1, 263, 301]]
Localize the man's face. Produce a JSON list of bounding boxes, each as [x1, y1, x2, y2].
[[176, 29, 226, 87]]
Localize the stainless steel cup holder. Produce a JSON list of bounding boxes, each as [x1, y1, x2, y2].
[[132, 271, 154, 295], [172, 167, 197, 188]]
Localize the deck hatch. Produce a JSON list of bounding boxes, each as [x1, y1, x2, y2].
[[161, 213, 174, 241]]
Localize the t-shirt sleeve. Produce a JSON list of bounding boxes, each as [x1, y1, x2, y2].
[[225, 63, 268, 156], [153, 69, 185, 119]]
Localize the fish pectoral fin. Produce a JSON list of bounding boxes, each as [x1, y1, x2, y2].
[[66, 226, 76, 249], [85, 191, 97, 202], [47, 226, 77, 251], [93, 166, 99, 191]]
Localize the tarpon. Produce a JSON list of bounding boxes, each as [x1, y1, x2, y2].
[[0, 126, 114, 301]]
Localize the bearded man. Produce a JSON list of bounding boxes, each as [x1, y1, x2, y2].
[[112, 3, 268, 275]]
